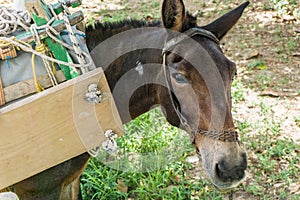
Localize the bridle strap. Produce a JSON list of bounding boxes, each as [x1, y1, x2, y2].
[[163, 27, 219, 54], [162, 27, 239, 143], [162, 47, 190, 130]]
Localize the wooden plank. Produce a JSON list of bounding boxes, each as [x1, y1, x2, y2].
[[3, 70, 66, 103], [0, 68, 124, 190]]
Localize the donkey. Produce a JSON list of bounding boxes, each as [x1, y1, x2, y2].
[[11, 0, 249, 199]]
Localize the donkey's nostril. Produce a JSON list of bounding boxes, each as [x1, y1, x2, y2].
[[235, 167, 245, 180], [216, 163, 245, 182], [217, 160, 228, 172], [232, 167, 245, 180], [216, 163, 229, 182]]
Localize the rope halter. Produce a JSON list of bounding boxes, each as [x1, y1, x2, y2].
[[162, 27, 239, 143]]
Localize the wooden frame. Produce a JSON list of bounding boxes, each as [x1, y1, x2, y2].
[[0, 68, 124, 189]]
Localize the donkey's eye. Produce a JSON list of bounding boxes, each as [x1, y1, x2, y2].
[[173, 55, 183, 63], [172, 73, 188, 84], [168, 53, 184, 63]]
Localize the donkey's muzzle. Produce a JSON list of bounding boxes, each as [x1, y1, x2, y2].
[[216, 153, 247, 182]]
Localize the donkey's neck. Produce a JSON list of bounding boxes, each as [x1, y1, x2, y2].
[[86, 20, 166, 124], [105, 49, 163, 123]]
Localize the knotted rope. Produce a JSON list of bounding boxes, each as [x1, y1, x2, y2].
[[63, 13, 88, 73], [0, 6, 30, 36], [31, 24, 58, 92]]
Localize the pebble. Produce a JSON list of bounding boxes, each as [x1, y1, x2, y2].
[[0, 192, 19, 200], [186, 155, 199, 163]]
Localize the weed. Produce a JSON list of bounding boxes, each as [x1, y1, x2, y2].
[[247, 60, 267, 70], [279, 77, 288, 85], [232, 79, 246, 103], [279, 54, 290, 63], [200, 2, 206, 7], [286, 38, 298, 52], [257, 73, 271, 90], [275, 45, 284, 53], [263, 4, 273, 11], [235, 120, 251, 143]]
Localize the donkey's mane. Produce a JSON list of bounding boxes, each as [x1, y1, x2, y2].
[[86, 19, 161, 40], [86, 19, 161, 32], [85, 15, 196, 50], [85, 19, 162, 50]]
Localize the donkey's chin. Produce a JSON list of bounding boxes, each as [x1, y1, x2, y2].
[[210, 177, 245, 191]]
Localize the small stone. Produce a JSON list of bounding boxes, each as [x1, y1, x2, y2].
[[0, 192, 19, 200], [186, 155, 199, 163]]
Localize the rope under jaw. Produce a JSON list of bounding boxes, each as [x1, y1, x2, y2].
[[195, 129, 239, 142]]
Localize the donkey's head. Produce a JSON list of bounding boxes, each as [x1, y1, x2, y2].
[[158, 0, 249, 189]]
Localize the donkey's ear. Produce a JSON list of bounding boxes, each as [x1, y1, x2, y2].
[[202, 1, 249, 40], [162, 0, 185, 31]]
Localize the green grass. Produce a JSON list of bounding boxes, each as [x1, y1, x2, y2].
[[286, 38, 298, 52], [80, 108, 224, 199], [81, 97, 300, 199], [232, 79, 246, 103]]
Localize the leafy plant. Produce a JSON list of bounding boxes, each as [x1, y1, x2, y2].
[[247, 60, 267, 70]]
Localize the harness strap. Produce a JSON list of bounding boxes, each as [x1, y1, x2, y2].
[[162, 27, 239, 143]]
